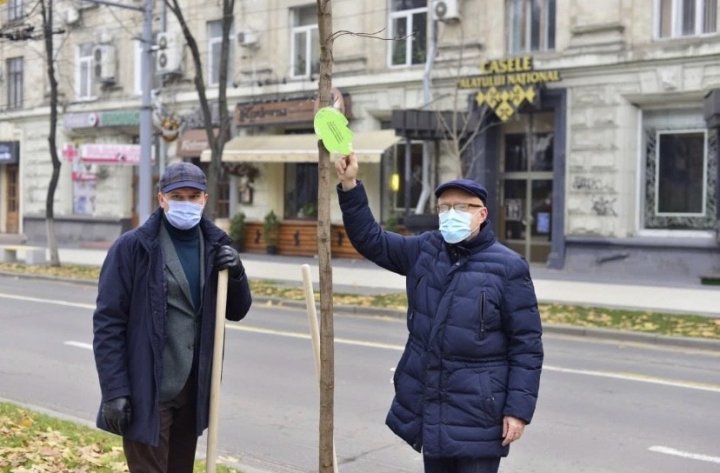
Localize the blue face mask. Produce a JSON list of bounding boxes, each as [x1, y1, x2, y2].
[[438, 209, 472, 244], [165, 200, 203, 230]]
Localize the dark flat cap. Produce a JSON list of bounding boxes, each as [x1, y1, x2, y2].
[[159, 162, 207, 193], [434, 178, 488, 203]]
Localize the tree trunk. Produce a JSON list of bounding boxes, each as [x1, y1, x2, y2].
[[40, 0, 61, 266], [166, 0, 234, 220], [316, 1, 335, 472]]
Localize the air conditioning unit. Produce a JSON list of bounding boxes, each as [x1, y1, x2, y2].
[[93, 44, 117, 84], [237, 30, 259, 48], [433, 0, 461, 22], [64, 7, 80, 26], [156, 32, 183, 75]]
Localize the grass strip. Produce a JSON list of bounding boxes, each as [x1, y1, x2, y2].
[[0, 402, 240, 473]]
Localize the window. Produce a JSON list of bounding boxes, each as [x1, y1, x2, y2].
[[6, 57, 23, 110], [393, 142, 424, 211], [656, 132, 706, 215], [76, 43, 94, 100], [506, 0, 556, 53], [207, 20, 235, 87], [642, 110, 717, 230], [284, 163, 318, 219], [656, 0, 717, 38], [389, 0, 427, 67], [7, 0, 24, 21], [291, 5, 320, 78]]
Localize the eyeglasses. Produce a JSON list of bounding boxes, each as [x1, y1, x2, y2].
[[436, 203, 485, 213]]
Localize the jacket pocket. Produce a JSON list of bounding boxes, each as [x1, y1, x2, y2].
[[478, 371, 500, 425]]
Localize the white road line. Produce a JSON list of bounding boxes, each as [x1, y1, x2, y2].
[[64, 341, 93, 350], [230, 324, 720, 393], [227, 324, 404, 351], [544, 364, 720, 393], [649, 446, 720, 464], [0, 292, 94, 309]]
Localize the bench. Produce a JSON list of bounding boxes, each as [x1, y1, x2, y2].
[[0, 245, 48, 265]]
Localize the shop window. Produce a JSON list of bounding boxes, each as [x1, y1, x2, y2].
[[643, 110, 717, 230], [285, 163, 318, 219], [656, 132, 706, 214], [207, 20, 235, 87], [506, 0, 556, 53], [389, 0, 427, 67], [393, 142, 424, 212], [6, 57, 23, 110], [656, 0, 717, 38], [291, 5, 320, 78], [76, 43, 95, 100]]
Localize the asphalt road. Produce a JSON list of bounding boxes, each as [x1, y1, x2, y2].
[[0, 274, 719, 473]]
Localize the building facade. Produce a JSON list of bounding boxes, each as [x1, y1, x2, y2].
[[0, 0, 718, 279]]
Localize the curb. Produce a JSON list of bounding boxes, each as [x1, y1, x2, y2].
[[3, 270, 720, 352]]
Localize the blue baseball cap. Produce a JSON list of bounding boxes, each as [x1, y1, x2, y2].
[[159, 162, 207, 193], [434, 178, 488, 204]]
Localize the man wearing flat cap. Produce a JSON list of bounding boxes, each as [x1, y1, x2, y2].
[[336, 154, 543, 473], [93, 161, 252, 472]]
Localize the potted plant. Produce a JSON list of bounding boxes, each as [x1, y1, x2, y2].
[[263, 210, 280, 255], [228, 212, 246, 252]]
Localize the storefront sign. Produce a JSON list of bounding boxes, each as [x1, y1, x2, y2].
[[176, 128, 218, 158], [457, 56, 561, 121], [63, 110, 140, 129], [0, 141, 20, 164], [79, 143, 152, 164], [234, 94, 352, 127]]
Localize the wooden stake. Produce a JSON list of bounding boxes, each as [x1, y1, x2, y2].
[[206, 269, 229, 473]]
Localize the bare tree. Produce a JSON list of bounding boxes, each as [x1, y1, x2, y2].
[[315, 2, 336, 472], [431, 21, 493, 177], [39, 0, 62, 266], [164, 0, 235, 219]]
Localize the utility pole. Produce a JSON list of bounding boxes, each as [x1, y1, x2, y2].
[[83, 0, 154, 224]]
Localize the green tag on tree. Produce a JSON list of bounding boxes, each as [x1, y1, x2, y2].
[[314, 107, 353, 155]]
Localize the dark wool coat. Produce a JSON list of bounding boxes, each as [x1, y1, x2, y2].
[[93, 209, 252, 446], [338, 182, 543, 459]]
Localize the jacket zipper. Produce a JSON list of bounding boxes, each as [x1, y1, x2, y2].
[[479, 292, 486, 338]]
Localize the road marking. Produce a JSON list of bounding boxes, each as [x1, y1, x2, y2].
[[544, 364, 720, 393], [649, 446, 720, 464], [0, 292, 94, 309], [227, 324, 404, 351], [230, 324, 720, 393], [64, 341, 93, 350]]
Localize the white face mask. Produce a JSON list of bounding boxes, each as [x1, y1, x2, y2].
[[165, 200, 203, 230], [438, 209, 472, 244]]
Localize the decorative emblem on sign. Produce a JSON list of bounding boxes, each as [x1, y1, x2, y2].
[[458, 56, 561, 122]]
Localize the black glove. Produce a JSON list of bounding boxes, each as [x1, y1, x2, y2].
[[101, 396, 132, 436], [216, 245, 245, 278]]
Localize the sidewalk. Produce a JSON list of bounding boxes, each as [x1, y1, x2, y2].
[[55, 247, 720, 317]]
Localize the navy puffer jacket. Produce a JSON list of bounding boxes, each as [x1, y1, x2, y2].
[[338, 182, 543, 458]]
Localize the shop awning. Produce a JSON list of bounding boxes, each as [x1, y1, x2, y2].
[[200, 129, 399, 163]]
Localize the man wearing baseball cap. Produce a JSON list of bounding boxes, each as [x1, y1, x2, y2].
[[335, 154, 543, 473], [93, 161, 252, 472]]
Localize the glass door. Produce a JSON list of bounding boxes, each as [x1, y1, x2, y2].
[[499, 112, 554, 263], [5, 165, 19, 233]]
